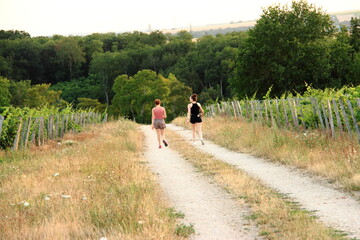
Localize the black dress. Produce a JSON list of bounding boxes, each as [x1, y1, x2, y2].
[[190, 103, 202, 124]]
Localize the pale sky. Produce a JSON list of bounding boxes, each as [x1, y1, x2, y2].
[[0, 0, 359, 36]]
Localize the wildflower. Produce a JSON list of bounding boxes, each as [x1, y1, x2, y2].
[[53, 173, 60, 177], [23, 202, 29, 207], [61, 195, 71, 199]]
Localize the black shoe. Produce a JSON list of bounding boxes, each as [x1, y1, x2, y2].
[[163, 140, 168, 147]]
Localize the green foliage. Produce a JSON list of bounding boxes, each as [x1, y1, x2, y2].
[[24, 84, 62, 108], [0, 30, 30, 40], [199, 87, 221, 105], [0, 10, 359, 114], [258, 84, 360, 129], [112, 70, 191, 123], [349, 17, 360, 52], [55, 36, 86, 81], [50, 76, 103, 104], [77, 97, 106, 112], [347, 52, 360, 85], [9, 80, 31, 107], [171, 32, 245, 100], [0, 105, 100, 149], [230, 0, 336, 98], [175, 224, 195, 237], [0, 77, 11, 107], [112, 70, 170, 123], [164, 73, 192, 120], [90, 51, 122, 105]]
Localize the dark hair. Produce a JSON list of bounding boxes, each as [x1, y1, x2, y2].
[[154, 99, 161, 105], [191, 94, 198, 102]]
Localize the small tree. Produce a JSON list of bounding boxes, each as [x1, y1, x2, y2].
[[24, 84, 61, 107], [0, 77, 11, 107], [77, 97, 106, 112], [112, 70, 183, 123], [9, 80, 31, 107]]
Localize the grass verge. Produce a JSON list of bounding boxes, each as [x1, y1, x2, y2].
[[166, 129, 349, 240], [172, 116, 360, 194], [0, 119, 184, 240]]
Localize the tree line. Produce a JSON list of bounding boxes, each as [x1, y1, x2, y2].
[[0, 0, 359, 122]]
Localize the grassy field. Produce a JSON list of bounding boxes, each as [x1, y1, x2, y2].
[[0, 120, 184, 240], [172, 116, 360, 195], [166, 129, 348, 240]]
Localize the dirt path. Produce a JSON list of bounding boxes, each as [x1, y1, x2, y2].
[[140, 125, 263, 240], [167, 124, 360, 239]]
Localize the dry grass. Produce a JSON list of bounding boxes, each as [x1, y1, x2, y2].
[[0, 119, 183, 240], [166, 129, 348, 240], [172, 116, 360, 193]]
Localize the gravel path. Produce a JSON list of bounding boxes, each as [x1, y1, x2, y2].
[[140, 125, 263, 240], [167, 124, 360, 239]]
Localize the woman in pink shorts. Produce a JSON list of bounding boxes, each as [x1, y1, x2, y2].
[[151, 99, 168, 149]]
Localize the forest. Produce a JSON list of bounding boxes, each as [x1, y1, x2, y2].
[[0, 1, 359, 123]]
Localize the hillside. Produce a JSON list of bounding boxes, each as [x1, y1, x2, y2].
[[158, 9, 360, 37]]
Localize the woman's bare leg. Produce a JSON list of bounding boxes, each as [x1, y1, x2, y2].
[[156, 129, 161, 147], [196, 123, 204, 145], [161, 129, 168, 146], [191, 124, 196, 142], [160, 129, 165, 141]]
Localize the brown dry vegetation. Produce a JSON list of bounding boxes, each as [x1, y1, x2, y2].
[[166, 129, 347, 240], [0, 120, 183, 240], [172, 116, 360, 194]]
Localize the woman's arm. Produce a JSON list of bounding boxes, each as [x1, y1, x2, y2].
[[163, 107, 167, 119], [151, 108, 155, 129], [198, 103, 205, 116]]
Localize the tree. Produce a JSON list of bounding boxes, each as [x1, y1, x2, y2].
[[347, 52, 360, 85], [77, 97, 106, 112], [0, 77, 11, 107], [0, 38, 43, 82], [171, 32, 243, 99], [24, 84, 61, 107], [230, 0, 335, 98], [90, 52, 121, 105], [112, 70, 170, 123], [111, 74, 132, 117], [9, 80, 31, 107], [165, 73, 192, 120], [55, 37, 85, 81], [0, 55, 11, 77], [329, 26, 353, 86], [50, 76, 103, 104], [0, 30, 30, 40], [349, 17, 360, 52]]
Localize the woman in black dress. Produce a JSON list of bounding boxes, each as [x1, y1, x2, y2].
[[186, 94, 205, 145]]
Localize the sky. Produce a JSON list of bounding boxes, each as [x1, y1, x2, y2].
[[0, 0, 359, 37]]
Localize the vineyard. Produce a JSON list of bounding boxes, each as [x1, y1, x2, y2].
[[0, 106, 107, 150], [206, 86, 360, 141]]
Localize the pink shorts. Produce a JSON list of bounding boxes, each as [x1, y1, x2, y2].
[[153, 119, 166, 129]]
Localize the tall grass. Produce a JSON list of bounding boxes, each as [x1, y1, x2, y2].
[[0, 120, 183, 239], [172, 116, 360, 194]]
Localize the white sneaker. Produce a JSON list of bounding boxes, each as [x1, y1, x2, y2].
[[192, 142, 197, 146]]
